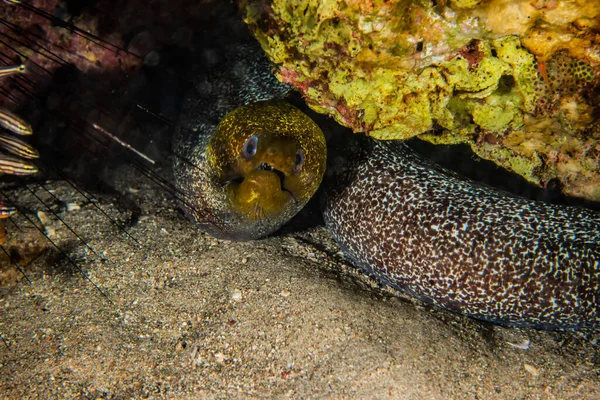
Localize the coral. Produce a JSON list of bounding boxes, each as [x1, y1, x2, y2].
[[240, 0, 600, 201]]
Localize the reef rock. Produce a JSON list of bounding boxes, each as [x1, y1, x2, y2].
[[241, 0, 600, 201]]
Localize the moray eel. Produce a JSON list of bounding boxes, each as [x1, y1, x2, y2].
[[322, 137, 600, 330], [173, 46, 326, 240], [175, 42, 600, 330]]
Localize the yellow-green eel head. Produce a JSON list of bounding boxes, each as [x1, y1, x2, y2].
[[174, 101, 326, 241]]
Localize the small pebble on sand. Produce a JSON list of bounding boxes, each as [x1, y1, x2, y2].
[[230, 289, 242, 302], [524, 364, 540, 376], [66, 203, 80, 212]]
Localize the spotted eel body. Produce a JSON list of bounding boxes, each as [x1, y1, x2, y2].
[[322, 137, 600, 330]]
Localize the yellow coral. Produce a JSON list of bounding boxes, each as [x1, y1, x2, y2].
[[241, 0, 600, 200]]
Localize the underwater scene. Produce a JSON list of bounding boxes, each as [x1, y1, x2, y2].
[[0, 0, 599, 398]]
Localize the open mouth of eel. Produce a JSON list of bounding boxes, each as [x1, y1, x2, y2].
[[230, 162, 297, 203]]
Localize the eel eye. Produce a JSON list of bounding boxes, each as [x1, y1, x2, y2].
[[293, 148, 305, 174], [242, 135, 258, 159]]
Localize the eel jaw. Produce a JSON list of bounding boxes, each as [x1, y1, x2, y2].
[[225, 162, 297, 221], [256, 162, 297, 202]]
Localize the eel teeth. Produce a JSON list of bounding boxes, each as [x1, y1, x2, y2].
[[257, 162, 287, 192], [258, 162, 274, 172], [258, 162, 285, 179]]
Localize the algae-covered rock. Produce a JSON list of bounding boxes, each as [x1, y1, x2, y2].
[[240, 0, 600, 201]]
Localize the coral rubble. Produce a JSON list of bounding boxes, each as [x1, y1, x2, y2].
[[241, 0, 600, 200]]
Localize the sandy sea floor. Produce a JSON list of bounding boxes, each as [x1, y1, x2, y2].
[[0, 1, 599, 398], [0, 168, 599, 399]]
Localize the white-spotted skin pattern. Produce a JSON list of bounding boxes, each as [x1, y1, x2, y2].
[[322, 139, 600, 330]]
